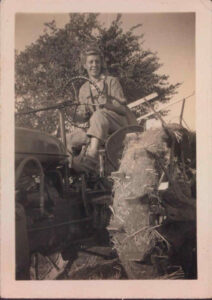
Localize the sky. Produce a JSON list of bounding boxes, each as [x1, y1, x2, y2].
[[15, 13, 195, 129]]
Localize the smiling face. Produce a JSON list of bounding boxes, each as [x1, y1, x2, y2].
[[84, 54, 101, 79]]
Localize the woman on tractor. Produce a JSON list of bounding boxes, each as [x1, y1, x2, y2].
[[67, 45, 137, 172]]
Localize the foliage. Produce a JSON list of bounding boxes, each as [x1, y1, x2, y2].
[[15, 13, 180, 133]]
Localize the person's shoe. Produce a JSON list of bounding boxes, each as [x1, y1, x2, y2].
[[81, 155, 99, 172], [71, 152, 98, 174]]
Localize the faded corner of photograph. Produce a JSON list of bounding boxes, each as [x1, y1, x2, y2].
[[14, 12, 196, 280]]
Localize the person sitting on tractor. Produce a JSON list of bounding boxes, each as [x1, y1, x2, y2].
[[67, 45, 137, 172]]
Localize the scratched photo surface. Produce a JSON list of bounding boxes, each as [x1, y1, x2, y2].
[[14, 12, 196, 281]]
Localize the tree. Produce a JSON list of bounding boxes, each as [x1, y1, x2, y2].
[[15, 13, 180, 133]]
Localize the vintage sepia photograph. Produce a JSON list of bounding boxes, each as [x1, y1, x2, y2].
[[1, 0, 211, 298], [14, 12, 196, 280]]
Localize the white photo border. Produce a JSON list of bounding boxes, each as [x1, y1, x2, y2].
[[1, 0, 212, 298]]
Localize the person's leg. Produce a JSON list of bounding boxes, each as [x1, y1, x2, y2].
[[86, 110, 110, 158], [86, 109, 129, 158], [70, 110, 128, 172]]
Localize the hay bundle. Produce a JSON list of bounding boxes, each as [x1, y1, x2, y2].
[[109, 127, 170, 278], [109, 124, 195, 278], [113, 127, 169, 204]]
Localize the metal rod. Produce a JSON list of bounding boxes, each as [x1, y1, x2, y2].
[[15, 101, 77, 116], [81, 174, 90, 217], [127, 92, 158, 109], [39, 173, 45, 215], [28, 216, 92, 232], [16, 151, 68, 158], [137, 92, 195, 122], [179, 98, 186, 125], [143, 97, 167, 127], [57, 109, 70, 190], [58, 109, 66, 148], [15, 101, 104, 116]]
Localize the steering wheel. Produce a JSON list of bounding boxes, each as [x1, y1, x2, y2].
[[68, 76, 102, 99], [63, 76, 105, 128]]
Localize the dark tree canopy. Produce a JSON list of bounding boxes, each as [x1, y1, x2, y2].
[[15, 13, 180, 133]]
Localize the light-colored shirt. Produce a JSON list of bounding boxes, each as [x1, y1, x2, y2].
[[75, 75, 137, 125]]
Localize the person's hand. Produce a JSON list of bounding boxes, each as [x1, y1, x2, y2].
[[103, 101, 126, 115], [98, 94, 107, 108]]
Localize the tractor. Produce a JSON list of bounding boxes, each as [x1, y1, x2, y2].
[[15, 76, 196, 280], [15, 76, 146, 279]]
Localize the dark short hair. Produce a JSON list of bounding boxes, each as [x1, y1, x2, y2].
[[80, 45, 103, 65]]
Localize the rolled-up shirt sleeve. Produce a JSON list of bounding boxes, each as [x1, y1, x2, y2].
[[104, 77, 127, 115], [110, 77, 127, 105]]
